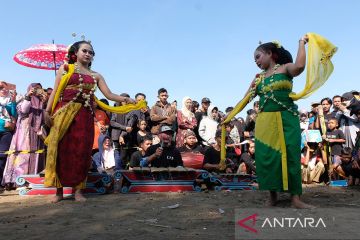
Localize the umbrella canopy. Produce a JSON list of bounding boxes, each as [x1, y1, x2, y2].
[[13, 44, 68, 70]]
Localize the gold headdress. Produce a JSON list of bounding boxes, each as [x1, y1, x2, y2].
[[71, 33, 91, 43]]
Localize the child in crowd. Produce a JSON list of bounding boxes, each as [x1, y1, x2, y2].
[[323, 117, 346, 178], [338, 147, 360, 185], [137, 119, 151, 146], [129, 134, 153, 169]]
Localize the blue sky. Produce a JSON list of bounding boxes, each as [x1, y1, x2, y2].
[[0, 0, 358, 117]]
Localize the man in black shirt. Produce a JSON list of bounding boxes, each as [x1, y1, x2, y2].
[[145, 125, 183, 168], [238, 140, 256, 174], [203, 129, 232, 173]]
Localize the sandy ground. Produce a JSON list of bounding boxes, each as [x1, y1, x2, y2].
[[0, 185, 359, 240]]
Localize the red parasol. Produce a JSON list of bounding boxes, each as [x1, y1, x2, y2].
[[13, 43, 68, 71]]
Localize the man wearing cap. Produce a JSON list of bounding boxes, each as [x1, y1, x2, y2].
[[350, 90, 360, 101], [308, 102, 320, 129], [144, 125, 183, 168], [194, 97, 211, 144], [335, 92, 360, 148]]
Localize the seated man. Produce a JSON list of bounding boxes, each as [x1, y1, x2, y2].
[[301, 142, 325, 184], [177, 129, 204, 154], [237, 140, 256, 174], [340, 147, 360, 185], [178, 130, 204, 169], [92, 135, 122, 174], [129, 134, 153, 169], [203, 129, 233, 174], [144, 125, 183, 168]]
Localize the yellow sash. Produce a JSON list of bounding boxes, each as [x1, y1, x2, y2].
[[51, 64, 147, 114]]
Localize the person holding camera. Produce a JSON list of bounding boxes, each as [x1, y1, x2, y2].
[[301, 142, 325, 184], [335, 92, 360, 149], [2, 83, 47, 189]]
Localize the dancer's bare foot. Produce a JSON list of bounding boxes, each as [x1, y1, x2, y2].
[[265, 191, 278, 207], [74, 189, 86, 202], [51, 188, 63, 203], [291, 195, 315, 209]]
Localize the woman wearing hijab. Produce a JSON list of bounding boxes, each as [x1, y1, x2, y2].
[[2, 83, 47, 189], [176, 96, 197, 148]]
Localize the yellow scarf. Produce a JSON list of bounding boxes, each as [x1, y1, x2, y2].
[[51, 63, 147, 114], [289, 33, 337, 100], [220, 33, 337, 168]]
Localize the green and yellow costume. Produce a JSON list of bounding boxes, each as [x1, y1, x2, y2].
[[255, 74, 301, 194], [221, 33, 337, 194]]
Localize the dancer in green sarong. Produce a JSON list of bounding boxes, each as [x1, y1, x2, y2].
[[252, 36, 312, 208], [221, 33, 337, 208]]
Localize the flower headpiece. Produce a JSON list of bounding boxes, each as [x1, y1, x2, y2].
[[72, 33, 91, 44], [272, 40, 282, 48]]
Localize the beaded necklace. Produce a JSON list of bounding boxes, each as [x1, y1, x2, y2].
[[255, 64, 298, 116], [249, 64, 280, 102], [73, 62, 97, 112]]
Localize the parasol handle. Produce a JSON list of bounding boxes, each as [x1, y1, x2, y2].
[[52, 40, 57, 76]]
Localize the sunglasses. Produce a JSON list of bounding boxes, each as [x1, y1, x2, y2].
[[81, 49, 95, 56]]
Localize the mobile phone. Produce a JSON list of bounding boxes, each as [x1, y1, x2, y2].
[[35, 88, 44, 95]]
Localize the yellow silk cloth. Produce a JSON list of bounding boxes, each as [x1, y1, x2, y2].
[[289, 33, 337, 100], [95, 97, 147, 114], [51, 63, 147, 115], [44, 102, 85, 188], [220, 33, 337, 169]]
